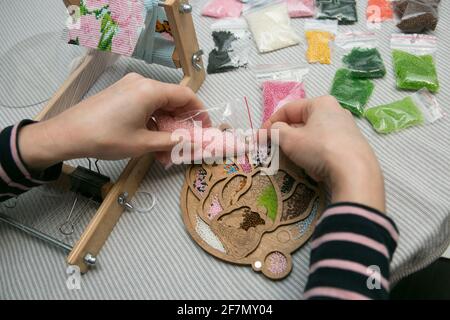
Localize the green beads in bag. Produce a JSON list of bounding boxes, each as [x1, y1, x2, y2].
[[364, 89, 443, 134], [392, 49, 439, 92], [330, 69, 374, 116], [343, 47, 386, 79], [390, 34, 440, 93], [364, 97, 423, 134]]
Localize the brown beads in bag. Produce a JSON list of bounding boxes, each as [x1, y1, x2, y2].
[[394, 0, 441, 33]]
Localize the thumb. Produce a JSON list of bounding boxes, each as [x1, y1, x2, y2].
[[270, 121, 306, 154], [141, 130, 182, 152]]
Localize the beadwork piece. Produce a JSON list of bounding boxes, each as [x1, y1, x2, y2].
[[67, 0, 176, 67], [180, 152, 326, 280]]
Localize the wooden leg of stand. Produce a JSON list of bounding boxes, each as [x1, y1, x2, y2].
[[67, 154, 154, 273]]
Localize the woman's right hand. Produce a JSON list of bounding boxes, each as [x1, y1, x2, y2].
[[262, 96, 385, 212]]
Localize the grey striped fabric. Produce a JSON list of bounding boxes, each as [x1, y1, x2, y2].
[[0, 0, 449, 299]]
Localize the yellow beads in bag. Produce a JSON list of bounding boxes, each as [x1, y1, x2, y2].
[[305, 30, 335, 64]]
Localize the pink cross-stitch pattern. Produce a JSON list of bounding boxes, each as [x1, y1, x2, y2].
[[112, 24, 139, 56], [84, 0, 109, 10], [109, 0, 145, 27], [69, 14, 102, 49], [109, 0, 145, 55]]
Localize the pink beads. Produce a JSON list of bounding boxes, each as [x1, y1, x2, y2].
[[287, 0, 315, 18], [155, 114, 195, 132], [208, 195, 223, 220], [266, 251, 288, 275], [154, 113, 247, 168], [262, 81, 306, 123], [201, 0, 243, 19]]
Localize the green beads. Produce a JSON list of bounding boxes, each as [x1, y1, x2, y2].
[[331, 69, 374, 116], [392, 49, 440, 93], [364, 96, 424, 134], [342, 47, 386, 79]]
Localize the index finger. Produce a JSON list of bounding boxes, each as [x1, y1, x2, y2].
[[262, 99, 312, 129], [152, 82, 211, 125]]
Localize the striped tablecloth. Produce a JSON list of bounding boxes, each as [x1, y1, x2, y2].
[[0, 0, 449, 299]]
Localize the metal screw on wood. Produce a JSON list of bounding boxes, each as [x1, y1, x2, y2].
[[84, 253, 97, 266], [118, 192, 133, 210], [179, 3, 192, 14], [192, 50, 204, 71]]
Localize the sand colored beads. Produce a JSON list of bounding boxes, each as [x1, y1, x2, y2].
[[305, 30, 335, 64]]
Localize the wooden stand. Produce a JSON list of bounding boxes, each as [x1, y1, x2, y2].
[[37, 0, 205, 273]]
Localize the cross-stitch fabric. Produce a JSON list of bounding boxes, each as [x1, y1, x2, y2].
[[68, 0, 176, 67]]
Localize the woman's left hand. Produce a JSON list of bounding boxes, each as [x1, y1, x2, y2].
[[18, 73, 209, 170]]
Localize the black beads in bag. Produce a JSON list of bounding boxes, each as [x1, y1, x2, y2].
[[316, 0, 358, 25], [207, 19, 252, 74]]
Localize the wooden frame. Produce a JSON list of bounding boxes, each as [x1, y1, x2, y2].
[[37, 0, 205, 273]]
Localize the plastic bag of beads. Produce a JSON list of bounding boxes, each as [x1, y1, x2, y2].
[[364, 89, 444, 134], [336, 32, 386, 79], [201, 0, 244, 19], [207, 19, 252, 74], [304, 19, 337, 64], [330, 69, 375, 117], [287, 0, 316, 18], [391, 33, 439, 93], [244, 1, 301, 53], [317, 0, 358, 25], [366, 0, 394, 23], [153, 98, 251, 168], [254, 64, 309, 123], [393, 0, 410, 17], [395, 0, 440, 33]]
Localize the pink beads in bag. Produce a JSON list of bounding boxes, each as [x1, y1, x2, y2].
[[287, 0, 315, 18], [201, 0, 243, 19], [262, 81, 306, 123]]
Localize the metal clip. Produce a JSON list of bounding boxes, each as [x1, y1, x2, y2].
[[192, 50, 204, 71]]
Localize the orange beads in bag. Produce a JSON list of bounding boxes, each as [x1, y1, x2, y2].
[[367, 0, 394, 23]]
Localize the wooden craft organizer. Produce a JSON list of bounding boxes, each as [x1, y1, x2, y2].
[[33, 0, 205, 273], [181, 153, 326, 280]]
